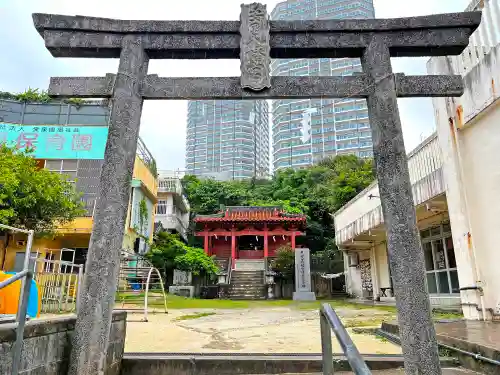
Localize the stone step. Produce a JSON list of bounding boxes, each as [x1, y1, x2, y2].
[[231, 277, 264, 282], [231, 275, 264, 280], [227, 294, 265, 298], [231, 274, 263, 277], [231, 275, 263, 278], [232, 269, 264, 273], [228, 288, 265, 292], [234, 261, 265, 271], [226, 296, 266, 300]]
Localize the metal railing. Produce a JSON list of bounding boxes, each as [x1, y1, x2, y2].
[[227, 257, 233, 284], [0, 224, 35, 375], [319, 303, 372, 375], [34, 258, 84, 314]]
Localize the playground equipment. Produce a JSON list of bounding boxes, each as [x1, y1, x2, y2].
[[115, 250, 167, 322], [0, 223, 36, 375], [0, 271, 40, 318]]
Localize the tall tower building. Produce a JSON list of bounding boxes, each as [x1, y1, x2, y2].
[[185, 100, 269, 180], [271, 0, 375, 171]]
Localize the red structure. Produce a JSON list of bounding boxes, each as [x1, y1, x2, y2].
[[194, 206, 306, 268]]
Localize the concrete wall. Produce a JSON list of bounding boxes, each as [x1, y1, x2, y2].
[[460, 101, 500, 314], [334, 134, 443, 245], [0, 311, 126, 375], [428, 44, 500, 319], [345, 250, 371, 298], [374, 242, 391, 290]]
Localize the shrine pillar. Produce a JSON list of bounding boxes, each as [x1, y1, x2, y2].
[[231, 232, 236, 269], [204, 234, 209, 255], [264, 224, 269, 258], [291, 232, 296, 250]]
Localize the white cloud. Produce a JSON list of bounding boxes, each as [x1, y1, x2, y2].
[[0, 0, 471, 169]]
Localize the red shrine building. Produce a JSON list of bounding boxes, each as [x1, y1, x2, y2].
[[194, 206, 306, 267]]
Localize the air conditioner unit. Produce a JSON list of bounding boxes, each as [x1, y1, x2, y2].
[[348, 252, 359, 267]]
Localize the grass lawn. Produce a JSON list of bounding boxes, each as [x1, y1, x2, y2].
[[116, 292, 463, 320], [118, 292, 396, 311], [175, 312, 217, 321]]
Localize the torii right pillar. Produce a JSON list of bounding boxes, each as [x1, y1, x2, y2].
[[362, 38, 441, 374]]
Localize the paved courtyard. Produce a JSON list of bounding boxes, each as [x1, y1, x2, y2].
[[124, 305, 401, 354]]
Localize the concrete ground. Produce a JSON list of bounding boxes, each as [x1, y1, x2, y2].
[[296, 372, 476, 375], [125, 306, 401, 354]]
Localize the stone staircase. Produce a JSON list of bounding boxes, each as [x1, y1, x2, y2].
[[228, 259, 266, 300]]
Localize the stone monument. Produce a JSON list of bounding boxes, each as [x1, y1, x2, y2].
[[169, 269, 194, 297], [33, 5, 481, 375], [293, 248, 316, 301]]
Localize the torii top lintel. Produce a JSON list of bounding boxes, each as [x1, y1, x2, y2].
[[33, 10, 481, 59], [33, 4, 481, 100]]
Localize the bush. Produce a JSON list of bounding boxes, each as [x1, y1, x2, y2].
[[175, 247, 219, 277], [146, 232, 219, 279], [270, 245, 295, 280]]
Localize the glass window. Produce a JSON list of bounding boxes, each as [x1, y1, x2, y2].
[[450, 271, 460, 293], [422, 224, 459, 295], [438, 271, 450, 294], [445, 237, 456, 268], [434, 240, 446, 270], [45, 160, 62, 171], [423, 242, 434, 271], [427, 273, 438, 294]]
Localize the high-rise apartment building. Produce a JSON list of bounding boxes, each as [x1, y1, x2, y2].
[[185, 100, 269, 180], [271, 0, 375, 171]]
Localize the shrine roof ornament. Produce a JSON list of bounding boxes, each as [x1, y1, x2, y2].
[[194, 206, 307, 223]]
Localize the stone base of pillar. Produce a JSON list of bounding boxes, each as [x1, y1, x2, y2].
[[293, 291, 316, 301], [267, 284, 274, 299]]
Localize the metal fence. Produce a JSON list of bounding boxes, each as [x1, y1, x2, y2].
[[33, 258, 83, 314], [320, 303, 371, 375]]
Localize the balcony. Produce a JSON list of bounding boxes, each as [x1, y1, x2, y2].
[[157, 175, 190, 213], [156, 214, 188, 240]]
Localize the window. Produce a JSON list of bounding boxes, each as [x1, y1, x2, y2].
[[45, 159, 78, 183], [156, 200, 168, 215], [421, 225, 459, 294]]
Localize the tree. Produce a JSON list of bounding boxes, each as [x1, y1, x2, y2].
[[181, 155, 375, 258], [146, 231, 219, 280], [0, 144, 85, 234]]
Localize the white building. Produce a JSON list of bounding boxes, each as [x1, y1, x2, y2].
[[334, 0, 500, 320], [155, 171, 190, 241]]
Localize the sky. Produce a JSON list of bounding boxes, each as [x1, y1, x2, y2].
[[0, 0, 471, 170]]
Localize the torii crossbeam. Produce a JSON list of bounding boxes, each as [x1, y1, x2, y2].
[[33, 5, 480, 375]]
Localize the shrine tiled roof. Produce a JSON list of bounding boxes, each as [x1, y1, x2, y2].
[[194, 206, 306, 223]]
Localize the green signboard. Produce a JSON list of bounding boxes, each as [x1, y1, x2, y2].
[[0, 123, 108, 159]]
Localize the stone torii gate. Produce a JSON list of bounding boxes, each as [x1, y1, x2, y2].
[[33, 5, 480, 375]]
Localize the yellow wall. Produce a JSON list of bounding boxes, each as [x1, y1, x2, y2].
[[133, 156, 157, 197], [58, 217, 94, 234], [2, 232, 91, 271], [1, 155, 158, 270]]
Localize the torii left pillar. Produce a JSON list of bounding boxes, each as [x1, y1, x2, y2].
[[68, 37, 149, 375]]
